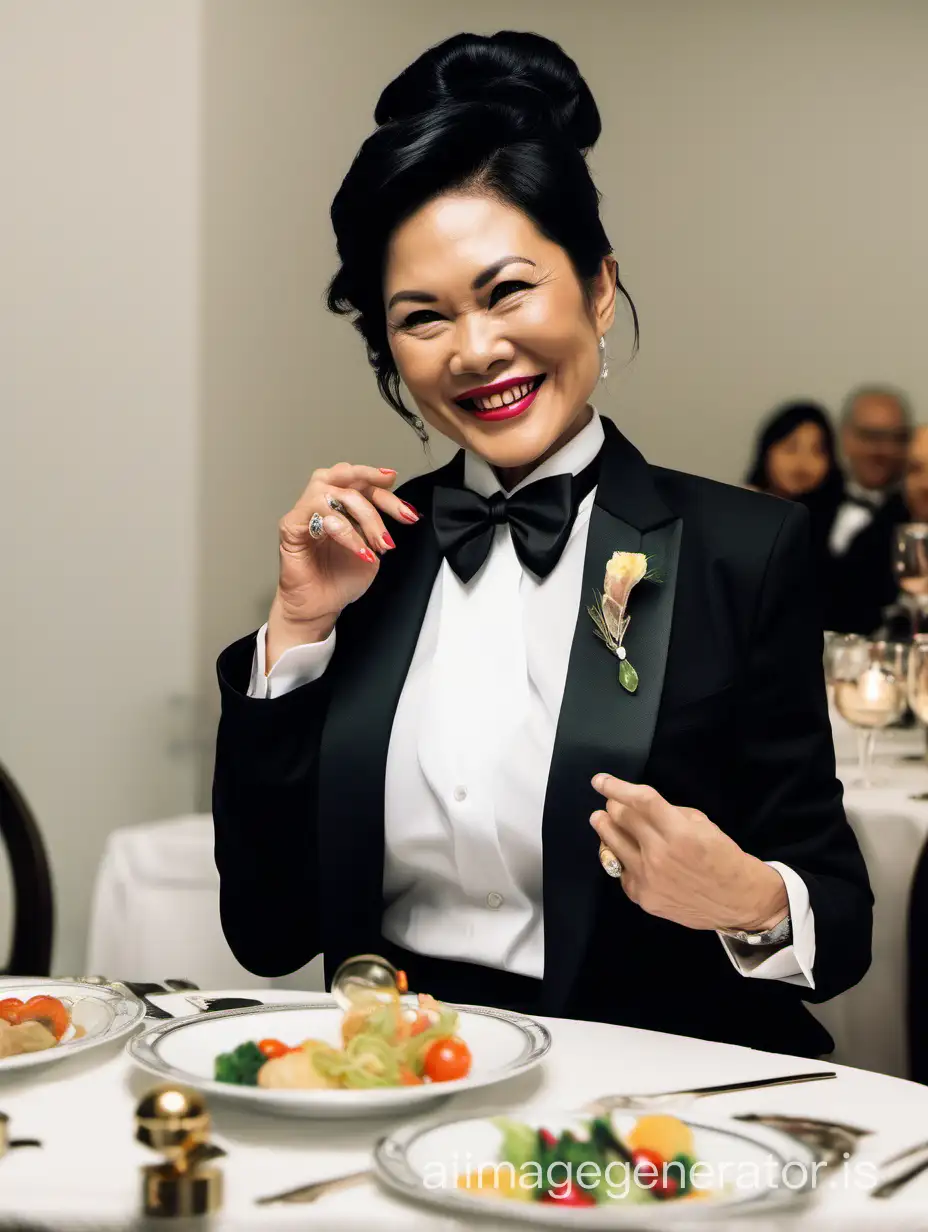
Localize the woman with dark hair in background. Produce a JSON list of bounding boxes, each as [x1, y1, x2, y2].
[[212, 31, 871, 1057], [745, 401, 844, 572]]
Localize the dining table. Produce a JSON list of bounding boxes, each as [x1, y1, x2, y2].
[[2, 987, 928, 1231]]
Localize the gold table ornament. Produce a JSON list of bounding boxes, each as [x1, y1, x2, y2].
[[136, 1086, 226, 1218]]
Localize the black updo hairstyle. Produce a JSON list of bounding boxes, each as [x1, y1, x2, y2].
[[326, 30, 638, 435]]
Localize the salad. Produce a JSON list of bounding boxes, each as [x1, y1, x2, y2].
[[0, 996, 76, 1060], [214, 992, 473, 1090], [458, 1113, 713, 1207]]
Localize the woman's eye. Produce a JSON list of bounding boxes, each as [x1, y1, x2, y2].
[[401, 309, 444, 328], [489, 280, 533, 306]]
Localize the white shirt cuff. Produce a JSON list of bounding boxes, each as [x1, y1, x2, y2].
[[247, 622, 336, 699], [717, 861, 816, 988]]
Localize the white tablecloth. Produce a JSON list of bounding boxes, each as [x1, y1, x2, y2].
[[2, 996, 928, 1229], [85, 718, 928, 1080]]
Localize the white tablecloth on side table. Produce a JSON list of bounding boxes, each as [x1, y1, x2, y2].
[[86, 814, 324, 992]]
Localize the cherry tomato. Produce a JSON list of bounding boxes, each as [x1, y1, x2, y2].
[[423, 1036, 472, 1083], [539, 1128, 558, 1150], [0, 998, 24, 1025], [632, 1148, 672, 1195], [257, 1039, 290, 1059], [16, 996, 70, 1040], [541, 1180, 596, 1206]]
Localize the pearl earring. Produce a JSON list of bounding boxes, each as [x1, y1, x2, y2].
[[599, 336, 609, 381]]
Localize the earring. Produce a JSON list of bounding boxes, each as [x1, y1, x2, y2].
[[599, 336, 609, 381], [411, 415, 429, 443]]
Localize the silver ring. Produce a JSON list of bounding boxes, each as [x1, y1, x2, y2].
[[325, 494, 347, 515], [599, 847, 623, 879], [308, 512, 326, 540]]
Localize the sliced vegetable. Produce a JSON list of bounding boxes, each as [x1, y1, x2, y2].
[[0, 998, 24, 1025], [257, 1038, 290, 1060], [18, 996, 71, 1040], [541, 1180, 596, 1206]]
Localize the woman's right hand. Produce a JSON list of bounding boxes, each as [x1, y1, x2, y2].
[[266, 462, 419, 669]]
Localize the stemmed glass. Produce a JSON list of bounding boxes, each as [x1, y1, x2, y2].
[[893, 524, 928, 637], [907, 636, 928, 761], [832, 640, 908, 786], [823, 632, 865, 709]]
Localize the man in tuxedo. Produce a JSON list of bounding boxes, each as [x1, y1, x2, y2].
[[829, 386, 913, 558], [827, 424, 928, 635]]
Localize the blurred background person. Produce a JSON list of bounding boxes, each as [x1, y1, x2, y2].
[[745, 401, 844, 571], [829, 385, 913, 557], [826, 424, 928, 635]]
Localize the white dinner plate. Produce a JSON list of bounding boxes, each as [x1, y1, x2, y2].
[[127, 997, 551, 1119], [0, 980, 146, 1074], [373, 1107, 819, 1225]]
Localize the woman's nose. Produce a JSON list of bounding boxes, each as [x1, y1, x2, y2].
[[448, 314, 511, 376]]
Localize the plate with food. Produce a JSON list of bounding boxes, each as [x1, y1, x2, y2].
[[373, 1107, 818, 1224], [127, 989, 550, 1118], [0, 981, 146, 1073]]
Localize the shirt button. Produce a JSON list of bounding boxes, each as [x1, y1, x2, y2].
[[486, 891, 503, 909], [453, 785, 467, 802]]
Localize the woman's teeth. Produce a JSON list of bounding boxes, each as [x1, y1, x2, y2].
[[473, 381, 536, 411]]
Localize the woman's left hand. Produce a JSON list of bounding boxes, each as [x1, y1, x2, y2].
[[590, 774, 788, 932]]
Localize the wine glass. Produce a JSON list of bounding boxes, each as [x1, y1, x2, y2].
[[823, 632, 865, 709], [833, 641, 908, 786], [907, 636, 928, 760], [893, 524, 928, 636]]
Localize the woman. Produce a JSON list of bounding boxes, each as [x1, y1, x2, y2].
[[745, 401, 844, 572], [214, 32, 871, 1057]]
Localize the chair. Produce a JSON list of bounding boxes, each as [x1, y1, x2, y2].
[[0, 760, 54, 976], [907, 832, 928, 1084]]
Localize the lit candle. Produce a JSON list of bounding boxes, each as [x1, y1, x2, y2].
[[857, 665, 896, 711]]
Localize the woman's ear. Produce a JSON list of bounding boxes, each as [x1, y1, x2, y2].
[[591, 256, 619, 336]]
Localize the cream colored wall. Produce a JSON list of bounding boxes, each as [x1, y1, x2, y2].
[[0, 1, 201, 973], [197, 0, 928, 780]]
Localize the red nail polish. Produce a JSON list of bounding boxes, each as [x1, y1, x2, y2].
[[357, 548, 377, 564], [379, 467, 397, 475], [400, 501, 419, 521], [382, 531, 396, 549]]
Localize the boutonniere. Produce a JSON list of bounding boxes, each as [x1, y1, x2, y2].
[[588, 551, 659, 693]]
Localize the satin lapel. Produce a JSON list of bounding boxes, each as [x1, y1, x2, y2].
[[541, 422, 682, 1013], [316, 463, 452, 982]]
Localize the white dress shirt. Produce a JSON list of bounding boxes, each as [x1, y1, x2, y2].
[[249, 411, 815, 987], [828, 480, 893, 556]]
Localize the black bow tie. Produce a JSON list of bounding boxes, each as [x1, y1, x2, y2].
[[432, 456, 601, 583]]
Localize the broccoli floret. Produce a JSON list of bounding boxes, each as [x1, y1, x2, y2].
[[214, 1041, 266, 1085]]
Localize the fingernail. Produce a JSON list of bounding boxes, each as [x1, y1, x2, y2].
[[400, 501, 420, 522], [380, 468, 396, 475], [590, 812, 601, 827], [357, 548, 377, 564], [382, 531, 396, 549], [592, 774, 605, 791]]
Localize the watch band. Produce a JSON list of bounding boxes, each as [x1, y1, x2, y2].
[[719, 913, 792, 948]]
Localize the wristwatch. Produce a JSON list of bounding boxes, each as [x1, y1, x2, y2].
[[719, 913, 792, 948]]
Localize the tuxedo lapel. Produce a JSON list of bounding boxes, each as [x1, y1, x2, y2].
[[541, 420, 682, 1013], [316, 459, 455, 980]]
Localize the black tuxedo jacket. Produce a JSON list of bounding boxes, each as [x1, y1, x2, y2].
[[213, 419, 872, 1057]]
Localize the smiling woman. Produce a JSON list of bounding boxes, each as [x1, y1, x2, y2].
[[212, 30, 872, 1058]]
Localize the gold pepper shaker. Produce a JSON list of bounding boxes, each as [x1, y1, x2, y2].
[[136, 1086, 225, 1217]]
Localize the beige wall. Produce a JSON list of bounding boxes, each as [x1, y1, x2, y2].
[[197, 0, 928, 777], [0, 1, 201, 972]]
